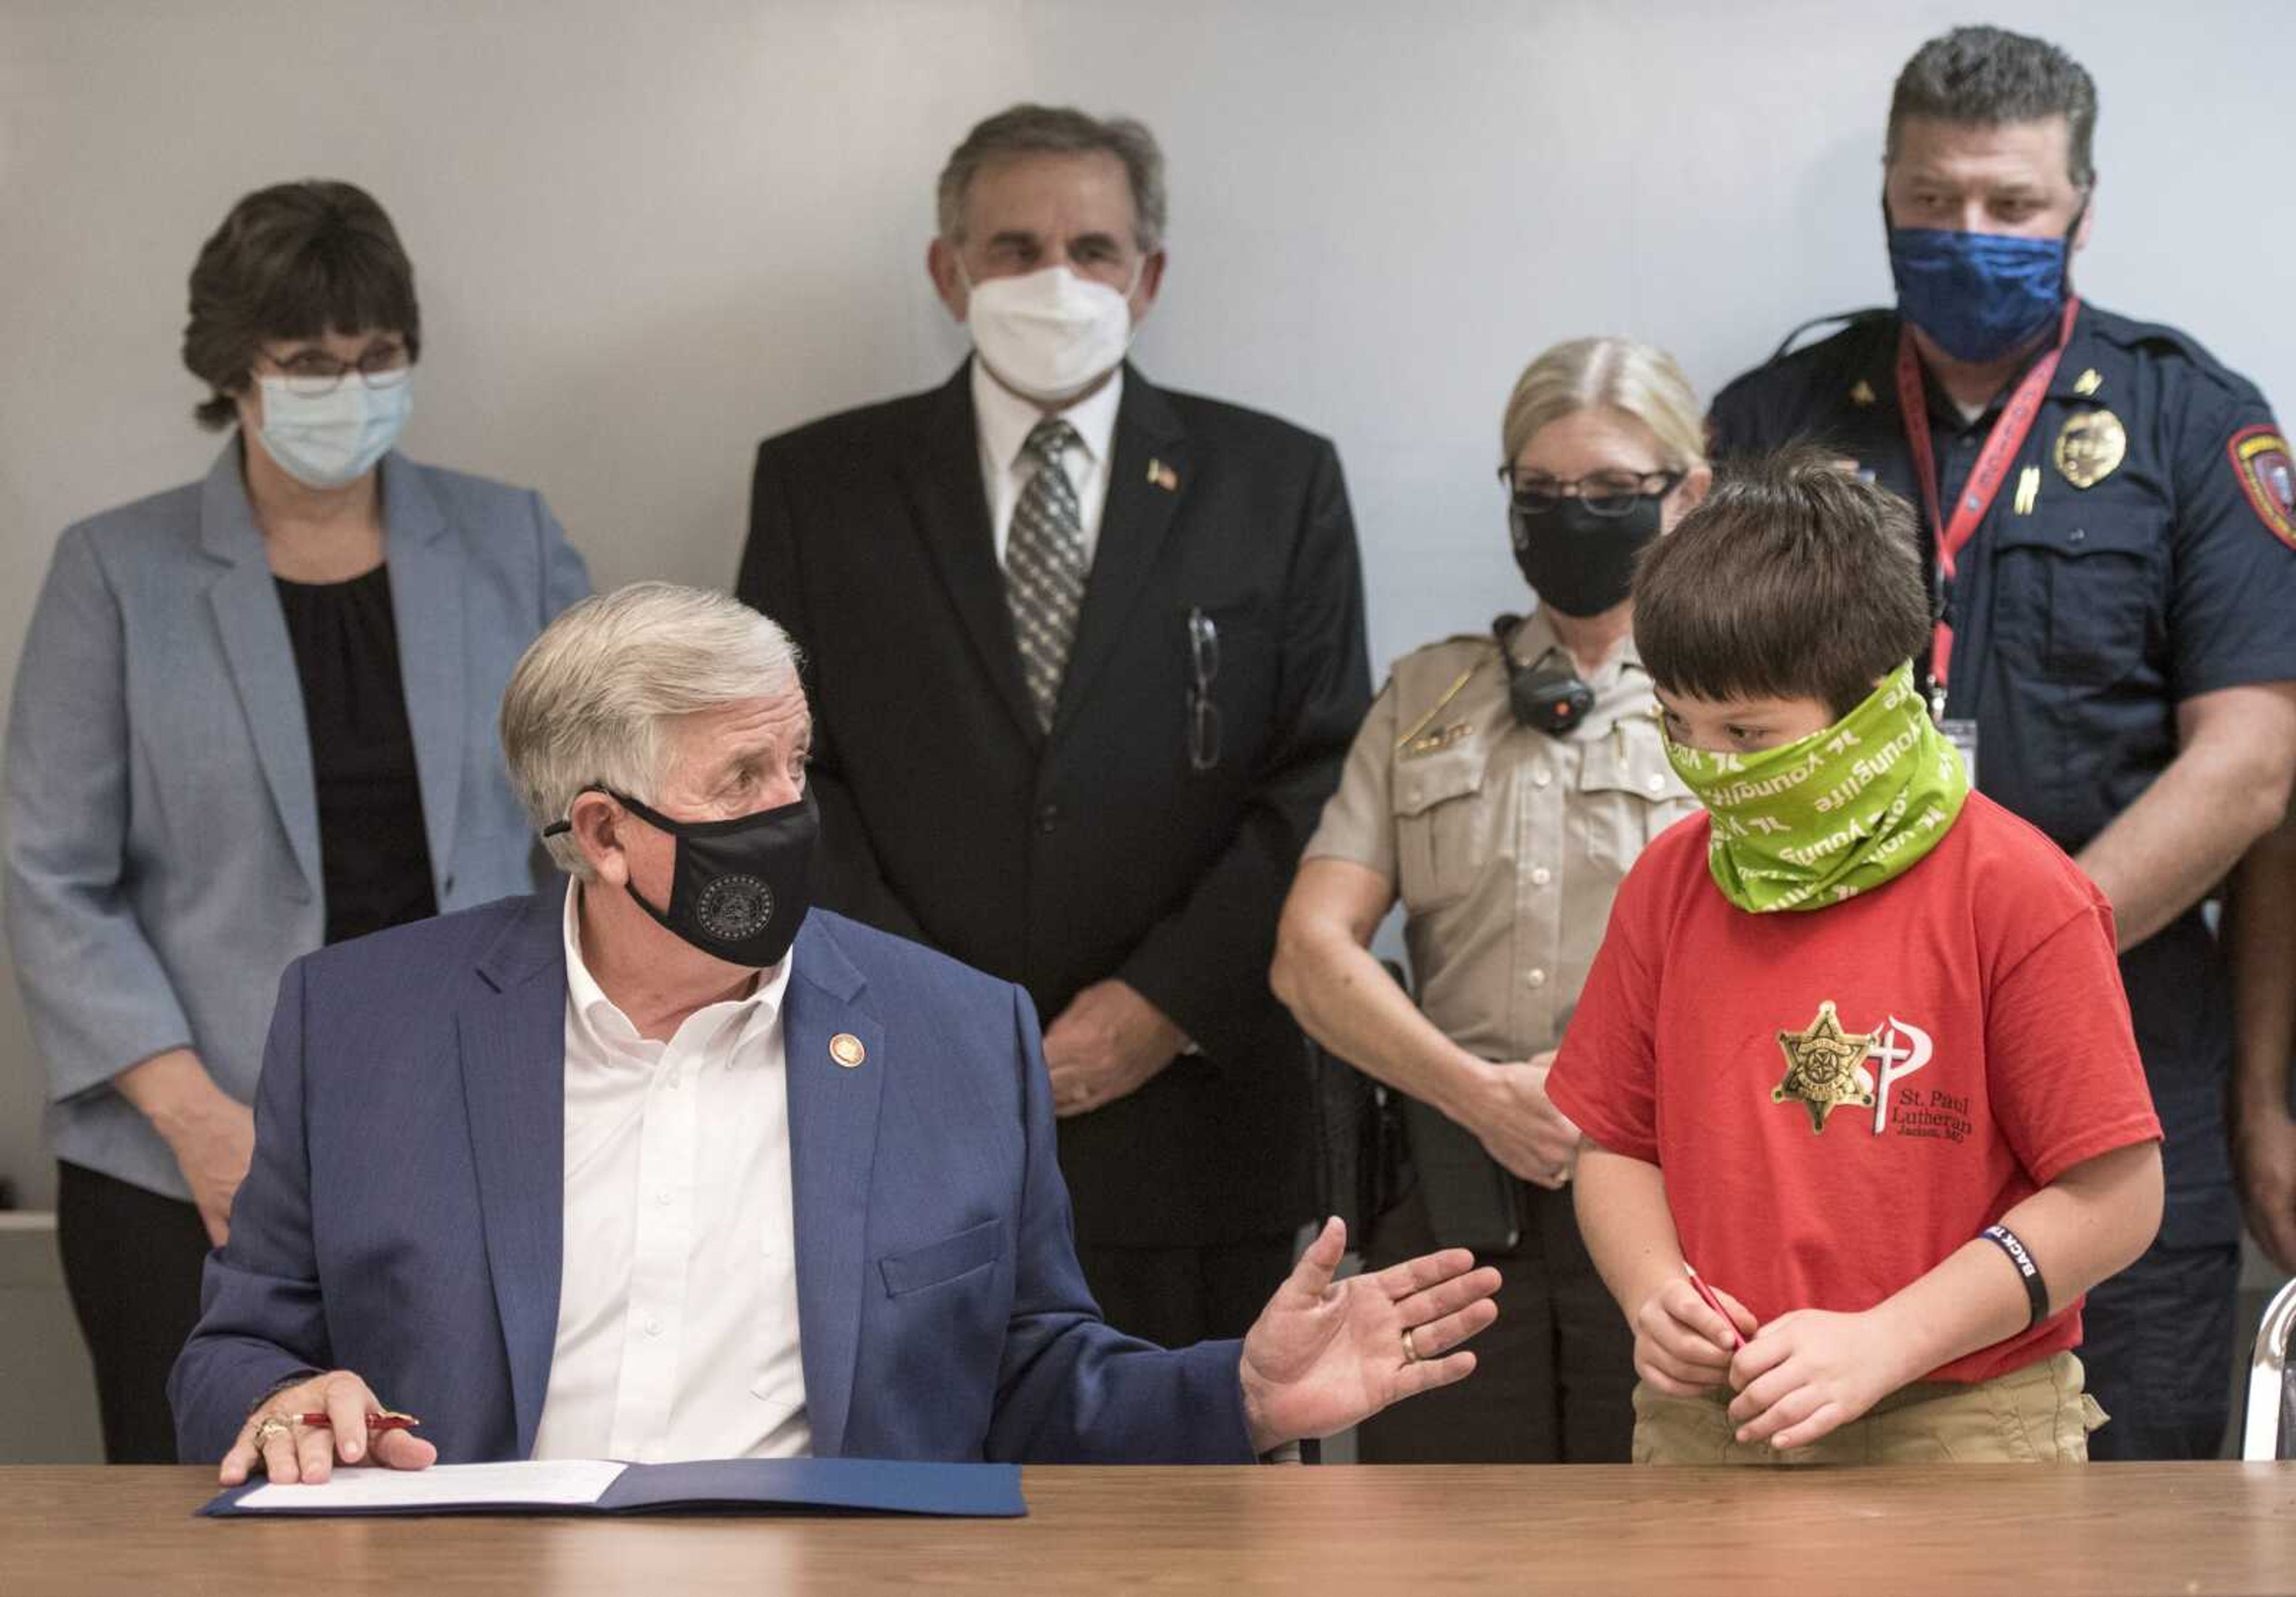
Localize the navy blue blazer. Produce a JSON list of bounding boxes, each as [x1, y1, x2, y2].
[[4, 444, 590, 1199], [170, 890, 1256, 1464]]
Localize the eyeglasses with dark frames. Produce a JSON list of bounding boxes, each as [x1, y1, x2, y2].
[[1498, 466, 1686, 518]]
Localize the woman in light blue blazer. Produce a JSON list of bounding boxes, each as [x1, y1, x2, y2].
[[3, 180, 590, 1461]]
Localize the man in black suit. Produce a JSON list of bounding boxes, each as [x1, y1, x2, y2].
[[737, 104, 1370, 1346]]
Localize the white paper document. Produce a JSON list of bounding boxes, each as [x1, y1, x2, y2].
[[237, 1459, 628, 1511]]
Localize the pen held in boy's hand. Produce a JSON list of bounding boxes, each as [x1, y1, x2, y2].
[[1683, 1262, 1745, 1351]]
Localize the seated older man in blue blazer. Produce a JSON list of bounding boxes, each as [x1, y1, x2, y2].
[[172, 583, 1498, 1477]]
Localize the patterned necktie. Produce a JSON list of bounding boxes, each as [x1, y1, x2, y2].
[[1004, 418, 1086, 731]]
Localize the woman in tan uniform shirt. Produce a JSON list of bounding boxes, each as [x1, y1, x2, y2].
[[1272, 338, 1709, 1462]]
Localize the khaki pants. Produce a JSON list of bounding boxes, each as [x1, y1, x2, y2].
[[1632, 1351, 2106, 1464]]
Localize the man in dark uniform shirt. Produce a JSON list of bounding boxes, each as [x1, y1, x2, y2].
[[1710, 25, 2296, 1459]]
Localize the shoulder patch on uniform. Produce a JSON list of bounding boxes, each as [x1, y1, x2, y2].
[[2230, 426, 2296, 549]]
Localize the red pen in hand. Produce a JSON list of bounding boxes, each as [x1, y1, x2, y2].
[[1683, 1262, 1744, 1351], [294, 1410, 422, 1434]]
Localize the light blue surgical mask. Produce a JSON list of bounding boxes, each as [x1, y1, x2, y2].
[[254, 371, 413, 488]]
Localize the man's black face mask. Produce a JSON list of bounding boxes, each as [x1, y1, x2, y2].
[[546, 787, 819, 968]]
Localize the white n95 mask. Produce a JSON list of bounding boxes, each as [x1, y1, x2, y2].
[[963, 264, 1136, 404], [254, 371, 413, 489]]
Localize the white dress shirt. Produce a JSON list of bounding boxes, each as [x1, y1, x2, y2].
[[530, 885, 810, 1463], [973, 356, 1125, 570]]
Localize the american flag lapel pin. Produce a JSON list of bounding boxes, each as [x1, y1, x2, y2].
[[1147, 458, 1178, 492]]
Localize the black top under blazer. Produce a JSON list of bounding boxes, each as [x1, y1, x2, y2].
[[738, 361, 1370, 1247]]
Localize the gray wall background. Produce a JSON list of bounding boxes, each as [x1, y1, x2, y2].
[[2, 0, 2291, 1215]]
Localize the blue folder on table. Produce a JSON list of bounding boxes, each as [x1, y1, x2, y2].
[[200, 1457, 1026, 1519]]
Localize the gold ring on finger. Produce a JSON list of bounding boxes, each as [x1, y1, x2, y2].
[[1401, 1326, 1421, 1364], [251, 1415, 296, 1449]]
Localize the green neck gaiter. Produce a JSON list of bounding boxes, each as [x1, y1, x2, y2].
[[1662, 664, 1971, 914]]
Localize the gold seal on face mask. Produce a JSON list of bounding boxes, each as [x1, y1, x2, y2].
[[2054, 409, 2127, 489]]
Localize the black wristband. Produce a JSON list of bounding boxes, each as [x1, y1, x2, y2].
[[1981, 1223, 2048, 1329]]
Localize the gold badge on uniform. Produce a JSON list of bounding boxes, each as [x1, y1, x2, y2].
[[1848, 379, 1877, 408], [2072, 368, 2103, 396], [2053, 409, 2126, 489], [1773, 1001, 1877, 1133]]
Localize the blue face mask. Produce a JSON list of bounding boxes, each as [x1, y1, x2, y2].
[[1887, 227, 2068, 364]]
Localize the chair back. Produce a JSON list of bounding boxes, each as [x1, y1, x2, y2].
[[2241, 1277, 2296, 1461]]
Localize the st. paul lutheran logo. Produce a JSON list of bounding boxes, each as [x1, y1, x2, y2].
[[1774, 1001, 1936, 1137]]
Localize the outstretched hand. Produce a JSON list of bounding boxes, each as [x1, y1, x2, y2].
[[1236, 1217, 1501, 1454]]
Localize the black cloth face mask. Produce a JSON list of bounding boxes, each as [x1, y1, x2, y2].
[[546, 787, 819, 968], [1508, 494, 1665, 619]]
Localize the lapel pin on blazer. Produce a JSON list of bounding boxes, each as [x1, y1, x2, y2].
[[1147, 458, 1178, 492], [829, 1033, 867, 1069]]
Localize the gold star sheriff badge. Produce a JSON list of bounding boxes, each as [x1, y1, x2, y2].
[[1773, 1001, 1877, 1132]]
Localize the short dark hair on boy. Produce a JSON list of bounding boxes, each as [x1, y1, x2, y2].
[[1887, 25, 2097, 191], [1632, 445, 1932, 722]]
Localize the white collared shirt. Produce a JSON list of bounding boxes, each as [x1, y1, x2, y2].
[[973, 356, 1124, 570], [530, 885, 810, 1464]]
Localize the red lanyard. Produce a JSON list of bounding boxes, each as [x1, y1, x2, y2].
[[1895, 297, 2081, 693]]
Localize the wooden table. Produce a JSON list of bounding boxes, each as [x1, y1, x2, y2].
[[8, 1464, 2293, 1594]]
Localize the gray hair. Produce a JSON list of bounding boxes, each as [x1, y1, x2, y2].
[[502, 582, 802, 878], [936, 103, 1168, 252]]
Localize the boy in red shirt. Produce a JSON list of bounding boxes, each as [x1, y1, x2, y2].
[[1547, 448, 2164, 1462]]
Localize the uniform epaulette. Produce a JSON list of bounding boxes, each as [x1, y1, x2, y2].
[[1399, 632, 1506, 664], [2084, 307, 2228, 372], [2085, 307, 2271, 417]]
